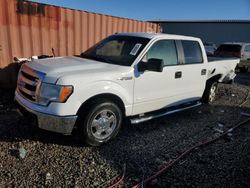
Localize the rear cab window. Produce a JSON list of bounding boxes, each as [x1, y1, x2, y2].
[[181, 40, 203, 64]]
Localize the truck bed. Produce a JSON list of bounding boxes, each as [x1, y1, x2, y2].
[[207, 57, 240, 83]]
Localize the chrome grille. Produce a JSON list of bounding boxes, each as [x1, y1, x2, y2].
[[17, 64, 45, 102]]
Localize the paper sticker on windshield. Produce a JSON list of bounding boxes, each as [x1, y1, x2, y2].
[[130, 43, 142, 56]]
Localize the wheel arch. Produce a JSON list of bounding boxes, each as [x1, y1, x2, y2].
[[76, 93, 126, 117], [202, 74, 221, 103], [207, 74, 222, 83]]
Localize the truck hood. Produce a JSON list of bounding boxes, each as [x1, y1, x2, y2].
[[27, 56, 131, 83]]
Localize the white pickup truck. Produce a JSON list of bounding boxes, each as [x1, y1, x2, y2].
[[15, 33, 239, 146]]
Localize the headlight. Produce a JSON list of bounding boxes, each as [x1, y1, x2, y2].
[[37, 83, 73, 106]]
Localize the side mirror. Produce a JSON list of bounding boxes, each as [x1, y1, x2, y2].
[[138, 58, 164, 72]]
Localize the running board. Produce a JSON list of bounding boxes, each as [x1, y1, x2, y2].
[[130, 102, 202, 124]]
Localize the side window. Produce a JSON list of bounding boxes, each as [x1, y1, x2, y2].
[[143, 40, 178, 66], [182, 40, 203, 64], [244, 45, 250, 52]]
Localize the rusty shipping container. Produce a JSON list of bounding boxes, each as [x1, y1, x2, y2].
[[0, 0, 160, 87]]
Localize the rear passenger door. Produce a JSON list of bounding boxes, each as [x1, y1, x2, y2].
[[175, 40, 207, 102]]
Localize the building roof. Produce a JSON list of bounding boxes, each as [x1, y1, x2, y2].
[[150, 20, 250, 23]]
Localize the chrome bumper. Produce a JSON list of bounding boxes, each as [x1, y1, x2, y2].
[[16, 96, 77, 135]]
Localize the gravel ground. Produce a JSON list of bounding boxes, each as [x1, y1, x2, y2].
[[0, 72, 250, 188]]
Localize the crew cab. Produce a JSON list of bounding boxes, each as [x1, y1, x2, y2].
[[15, 33, 239, 146]]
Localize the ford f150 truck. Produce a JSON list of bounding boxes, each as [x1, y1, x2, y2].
[[15, 33, 239, 146]]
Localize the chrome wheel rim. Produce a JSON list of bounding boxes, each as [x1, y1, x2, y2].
[[209, 84, 217, 102], [90, 110, 117, 140]]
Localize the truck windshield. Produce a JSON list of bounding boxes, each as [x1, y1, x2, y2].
[[80, 35, 150, 66]]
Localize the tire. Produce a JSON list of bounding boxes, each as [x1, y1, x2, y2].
[[78, 99, 122, 146], [201, 81, 218, 103]]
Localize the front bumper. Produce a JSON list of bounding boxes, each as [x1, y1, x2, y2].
[[15, 93, 78, 135]]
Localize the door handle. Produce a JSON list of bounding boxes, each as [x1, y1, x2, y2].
[[175, 71, 182, 79], [201, 69, 207, 75]]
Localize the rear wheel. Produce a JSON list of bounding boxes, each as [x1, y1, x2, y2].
[[78, 99, 122, 146], [202, 81, 218, 103]]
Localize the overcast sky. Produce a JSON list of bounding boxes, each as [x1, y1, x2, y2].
[[31, 0, 250, 21]]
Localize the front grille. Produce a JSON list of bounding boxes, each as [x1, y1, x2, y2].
[[17, 64, 45, 102]]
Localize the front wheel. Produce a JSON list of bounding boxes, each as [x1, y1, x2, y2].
[[201, 81, 218, 103], [78, 100, 122, 146]]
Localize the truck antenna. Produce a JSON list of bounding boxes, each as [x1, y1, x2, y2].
[[52, 48, 55, 57]]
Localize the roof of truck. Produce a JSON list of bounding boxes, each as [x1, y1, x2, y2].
[[116, 32, 201, 41]]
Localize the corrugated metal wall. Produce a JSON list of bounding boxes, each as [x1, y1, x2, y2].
[[0, 0, 159, 88]]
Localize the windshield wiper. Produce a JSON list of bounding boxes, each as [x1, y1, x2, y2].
[[80, 53, 92, 59]]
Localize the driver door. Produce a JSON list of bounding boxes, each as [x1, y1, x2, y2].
[[133, 39, 184, 115]]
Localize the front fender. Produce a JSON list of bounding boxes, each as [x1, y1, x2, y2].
[[71, 80, 134, 116]]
